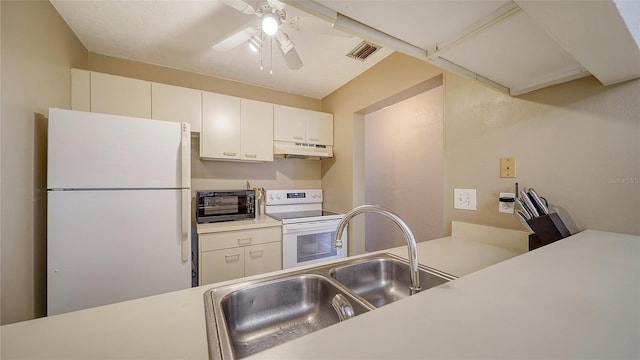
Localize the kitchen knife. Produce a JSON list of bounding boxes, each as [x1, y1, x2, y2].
[[520, 190, 540, 217], [527, 188, 549, 215], [515, 198, 533, 220], [516, 211, 534, 232]]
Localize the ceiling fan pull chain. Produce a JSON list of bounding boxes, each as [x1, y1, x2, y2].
[[259, 32, 264, 71], [270, 37, 274, 75]]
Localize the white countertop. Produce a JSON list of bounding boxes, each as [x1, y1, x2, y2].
[[2, 230, 637, 359], [196, 215, 281, 234]]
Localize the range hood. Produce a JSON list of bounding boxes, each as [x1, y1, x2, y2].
[[273, 140, 334, 160]]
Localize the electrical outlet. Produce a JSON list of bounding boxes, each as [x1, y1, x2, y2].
[[454, 189, 477, 210], [499, 192, 515, 214], [500, 157, 516, 178]]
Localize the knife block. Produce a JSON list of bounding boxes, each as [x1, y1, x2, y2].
[[526, 213, 571, 250]]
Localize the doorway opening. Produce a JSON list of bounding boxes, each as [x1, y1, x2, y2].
[[359, 76, 444, 252]]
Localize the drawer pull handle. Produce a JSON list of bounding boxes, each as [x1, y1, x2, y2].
[[237, 237, 252, 245], [249, 250, 263, 257], [223, 152, 237, 157], [292, 136, 303, 140], [224, 253, 240, 261], [244, 154, 257, 158], [309, 138, 320, 142]]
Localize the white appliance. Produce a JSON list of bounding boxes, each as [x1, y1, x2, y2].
[[47, 108, 191, 315], [265, 189, 347, 269], [273, 141, 333, 160]]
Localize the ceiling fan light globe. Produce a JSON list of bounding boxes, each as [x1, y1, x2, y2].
[[262, 14, 279, 36]]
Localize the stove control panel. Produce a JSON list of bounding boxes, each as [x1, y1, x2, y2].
[[265, 189, 322, 205]]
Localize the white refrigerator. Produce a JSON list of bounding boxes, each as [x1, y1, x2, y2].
[[47, 108, 192, 315]]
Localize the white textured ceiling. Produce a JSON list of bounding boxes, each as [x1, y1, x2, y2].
[[51, 0, 640, 98], [49, 0, 394, 99]]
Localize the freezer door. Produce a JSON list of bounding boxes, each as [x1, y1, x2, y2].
[[47, 189, 191, 315], [48, 108, 189, 189]]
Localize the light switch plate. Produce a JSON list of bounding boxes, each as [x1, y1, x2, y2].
[[454, 189, 477, 210], [500, 157, 516, 178]]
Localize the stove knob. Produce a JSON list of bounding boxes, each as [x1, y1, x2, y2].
[[276, 194, 281, 200]]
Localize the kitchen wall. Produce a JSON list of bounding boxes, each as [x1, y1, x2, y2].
[[364, 86, 444, 251], [321, 54, 444, 255], [0, 0, 88, 325], [322, 52, 639, 256], [444, 72, 640, 236]]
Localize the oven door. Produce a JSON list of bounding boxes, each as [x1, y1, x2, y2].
[[281, 220, 348, 269]]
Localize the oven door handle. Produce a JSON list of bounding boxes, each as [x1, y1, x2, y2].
[[283, 221, 344, 234]]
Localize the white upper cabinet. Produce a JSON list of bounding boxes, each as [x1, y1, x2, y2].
[[305, 110, 333, 145], [240, 99, 274, 162], [151, 83, 202, 133], [90, 72, 151, 119], [273, 105, 306, 142], [201, 92, 274, 162], [274, 105, 333, 145], [201, 92, 241, 160]]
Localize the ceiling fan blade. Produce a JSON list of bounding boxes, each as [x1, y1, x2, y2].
[[212, 27, 257, 51], [267, 0, 286, 11], [275, 31, 302, 70], [281, 46, 303, 70], [222, 0, 256, 14]]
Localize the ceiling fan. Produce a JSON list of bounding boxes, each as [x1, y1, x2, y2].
[[214, 0, 304, 70]]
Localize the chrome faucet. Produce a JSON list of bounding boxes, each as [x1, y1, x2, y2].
[[333, 205, 422, 295], [331, 294, 355, 321]]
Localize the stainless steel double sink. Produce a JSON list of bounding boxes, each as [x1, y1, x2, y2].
[[204, 253, 456, 360]]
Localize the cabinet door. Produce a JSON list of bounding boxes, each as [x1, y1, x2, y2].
[[90, 72, 151, 118], [273, 105, 306, 142], [200, 248, 245, 285], [245, 242, 282, 277], [241, 99, 273, 161], [306, 110, 334, 145], [201, 92, 241, 160], [152, 83, 202, 132]]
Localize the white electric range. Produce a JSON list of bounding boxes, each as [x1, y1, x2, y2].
[[265, 189, 347, 269]]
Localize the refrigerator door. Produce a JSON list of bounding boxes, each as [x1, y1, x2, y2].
[[48, 108, 188, 189], [47, 189, 191, 315]]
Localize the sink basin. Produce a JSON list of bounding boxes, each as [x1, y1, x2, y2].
[[330, 257, 455, 308], [204, 253, 456, 359], [205, 274, 370, 360]]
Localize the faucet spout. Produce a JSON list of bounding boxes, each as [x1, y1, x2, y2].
[[331, 294, 355, 322], [333, 205, 421, 294]]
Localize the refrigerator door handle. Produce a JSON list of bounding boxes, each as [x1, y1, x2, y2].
[[180, 122, 191, 263], [181, 189, 190, 262], [180, 122, 191, 189]]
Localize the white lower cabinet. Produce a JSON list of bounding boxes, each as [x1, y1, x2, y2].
[[199, 226, 281, 285]]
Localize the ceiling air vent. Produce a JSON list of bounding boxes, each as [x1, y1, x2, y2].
[[346, 40, 381, 61]]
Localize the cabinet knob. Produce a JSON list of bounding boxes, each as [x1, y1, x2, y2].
[[244, 154, 257, 158], [223, 152, 237, 157]]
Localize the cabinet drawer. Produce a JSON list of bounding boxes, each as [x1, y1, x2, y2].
[[245, 242, 282, 277], [199, 226, 281, 252], [200, 248, 245, 285]]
